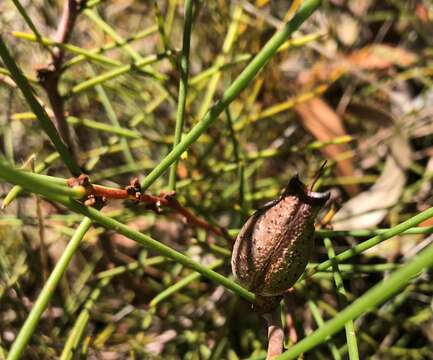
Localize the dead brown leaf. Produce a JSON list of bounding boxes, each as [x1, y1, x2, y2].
[[295, 97, 359, 196], [332, 132, 412, 230]]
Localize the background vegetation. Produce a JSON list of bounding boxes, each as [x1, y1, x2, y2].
[[1, 0, 433, 359]]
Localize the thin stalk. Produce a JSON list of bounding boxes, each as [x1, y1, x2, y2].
[[168, 0, 194, 191], [83, 9, 165, 81], [60, 255, 165, 360], [195, 5, 243, 121], [2, 152, 60, 209], [60, 277, 109, 360], [63, 25, 158, 68], [90, 65, 135, 166], [84, 9, 141, 62], [67, 116, 141, 138], [0, 162, 84, 199], [0, 36, 81, 176], [140, 0, 322, 191], [276, 243, 433, 359], [316, 226, 433, 238], [149, 259, 223, 308], [324, 238, 359, 360], [226, 109, 246, 220], [304, 206, 433, 279], [10, 0, 46, 50], [95, 256, 166, 280], [12, 31, 121, 66], [307, 300, 341, 359], [7, 218, 92, 360], [307, 263, 401, 273], [69, 53, 165, 95]]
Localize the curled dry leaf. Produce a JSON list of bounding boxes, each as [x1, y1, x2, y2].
[[332, 133, 412, 230], [298, 44, 418, 86]]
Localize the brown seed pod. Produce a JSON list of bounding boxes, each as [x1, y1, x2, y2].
[[231, 175, 330, 297]]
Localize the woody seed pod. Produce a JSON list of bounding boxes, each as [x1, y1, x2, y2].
[[231, 175, 330, 297]]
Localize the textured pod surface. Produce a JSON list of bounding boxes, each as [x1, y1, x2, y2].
[[231, 175, 329, 296]]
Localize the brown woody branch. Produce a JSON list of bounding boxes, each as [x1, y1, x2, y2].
[[36, 0, 86, 161], [67, 175, 232, 242]]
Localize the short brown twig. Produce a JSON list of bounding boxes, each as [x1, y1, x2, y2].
[[263, 306, 284, 360], [67, 175, 232, 241]]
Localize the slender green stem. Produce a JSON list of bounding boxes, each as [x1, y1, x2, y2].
[[12, 31, 121, 66], [90, 65, 135, 166], [168, 0, 194, 190], [189, 53, 251, 86], [324, 238, 359, 360], [307, 263, 401, 273], [10, 0, 46, 49], [69, 53, 165, 95], [67, 116, 141, 138], [276, 243, 433, 359], [0, 158, 255, 303], [2, 153, 60, 208], [7, 218, 92, 360], [307, 300, 341, 359], [195, 4, 243, 121], [0, 161, 84, 199], [83, 9, 165, 81], [316, 226, 433, 238], [140, 0, 322, 191], [63, 26, 158, 68], [84, 9, 141, 62], [95, 256, 165, 280], [60, 255, 165, 360], [60, 277, 109, 360], [226, 109, 247, 220], [304, 206, 433, 279], [0, 36, 81, 176], [149, 259, 223, 308]]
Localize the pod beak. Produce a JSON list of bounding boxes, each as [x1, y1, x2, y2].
[[283, 174, 330, 206]]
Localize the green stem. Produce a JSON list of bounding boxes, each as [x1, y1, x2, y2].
[[60, 277, 109, 360], [195, 4, 243, 121], [10, 0, 46, 48], [7, 218, 92, 360], [324, 238, 359, 360], [0, 36, 81, 176], [0, 161, 84, 199], [83, 9, 165, 81], [69, 53, 165, 95], [12, 31, 121, 66], [168, 0, 194, 190], [276, 243, 433, 359], [63, 26, 157, 68], [90, 65, 135, 166], [315, 226, 433, 238], [67, 116, 141, 138], [149, 259, 223, 308], [305, 206, 433, 278], [140, 0, 322, 191], [60, 255, 165, 360], [2, 152, 60, 208], [307, 299, 341, 359]]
